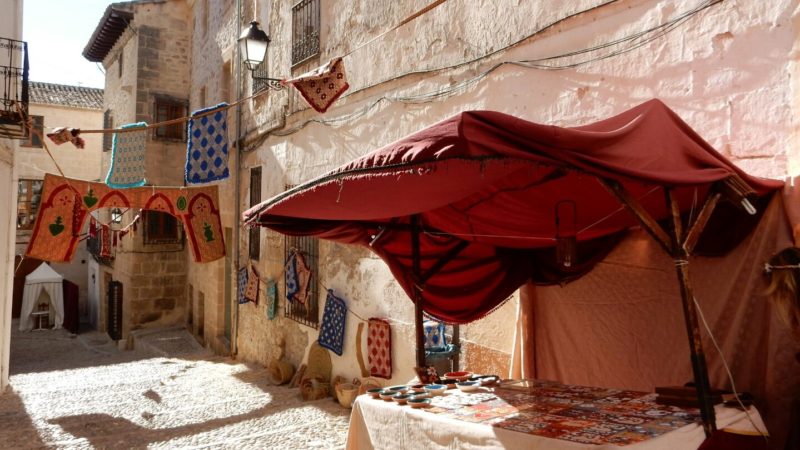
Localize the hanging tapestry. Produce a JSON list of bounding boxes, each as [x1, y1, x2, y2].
[[287, 57, 349, 113], [318, 290, 347, 356], [245, 264, 260, 304], [106, 122, 148, 188], [285, 250, 312, 303], [25, 174, 225, 263], [267, 280, 278, 320], [424, 320, 447, 350], [186, 103, 229, 184], [237, 267, 249, 304], [285, 251, 299, 301], [368, 318, 392, 379], [100, 224, 112, 258], [47, 127, 85, 149]]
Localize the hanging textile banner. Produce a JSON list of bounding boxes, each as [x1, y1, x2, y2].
[[106, 122, 149, 188], [287, 57, 349, 114], [245, 264, 260, 304], [237, 267, 249, 304], [267, 280, 278, 320], [47, 127, 85, 149], [368, 318, 392, 379], [318, 290, 347, 356], [25, 173, 225, 263], [186, 103, 229, 184]]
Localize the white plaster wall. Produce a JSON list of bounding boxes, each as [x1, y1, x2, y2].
[[230, 0, 800, 381], [0, 0, 23, 393]]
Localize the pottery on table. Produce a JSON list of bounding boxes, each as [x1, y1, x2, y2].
[[387, 385, 408, 394], [423, 384, 447, 396], [379, 389, 396, 401], [444, 371, 473, 382], [456, 381, 480, 392], [392, 393, 413, 405], [408, 397, 432, 409], [367, 388, 384, 399]]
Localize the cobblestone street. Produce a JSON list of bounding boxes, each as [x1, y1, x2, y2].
[[1, 324, 351, 449]]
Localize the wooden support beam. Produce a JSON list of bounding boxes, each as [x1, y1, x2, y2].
[[682, 192, 721, 255], [665, 188, 717, 437], [418, 239, 470, 286], [411, 215, 426, 369], [598, 179, 673, 254]]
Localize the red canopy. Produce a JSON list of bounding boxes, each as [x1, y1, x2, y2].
[[244, 99, 782, 323]]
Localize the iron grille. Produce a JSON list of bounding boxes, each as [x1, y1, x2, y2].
[[107, 280, 123, 340], [284, 185, 319, 328], [291, 0, 320, 66], [0, 37, 28, 139], [251, 60, 270, 95], [249, 167, 262, 259], [102, 110, 113, 151]]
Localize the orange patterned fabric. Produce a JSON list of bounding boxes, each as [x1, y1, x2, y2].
[[25, 174, 225, 263]]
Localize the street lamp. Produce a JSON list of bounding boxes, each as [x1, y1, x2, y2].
[[238, 21, 284, 91]]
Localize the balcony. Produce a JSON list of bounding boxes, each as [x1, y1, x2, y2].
[[0, 37, 28, 139]]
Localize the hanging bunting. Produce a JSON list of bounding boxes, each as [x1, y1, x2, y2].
[[237, 267, 249, 304], [100, 224, 112, 258], [318, 290, 347, 356], [267, 280, 278, 320], [106, 122, 148, 188], [368, 318, 392, 379], [186, 103, 229, 184], [26, 174, 225, 263], [285, 250, 312, 304], [287, 57, 349, 113], [47, 127, 85, 149]]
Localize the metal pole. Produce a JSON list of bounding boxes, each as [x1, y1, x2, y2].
[[231, 0, 242, 356], [411, 215, 425, 368]]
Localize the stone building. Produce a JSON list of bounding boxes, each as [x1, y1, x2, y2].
[[0, 0, 24, 392], [13, 81, 104, 325], [83, 0, 195, 344]]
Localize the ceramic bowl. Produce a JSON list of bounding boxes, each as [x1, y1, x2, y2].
[[379, 389, 396, 401], [408, 397, 432, 409], [424, 384, 447, 396], [456, 381, 481, 392], [438, 378, 458, 389], [387, 385, 408, 394], [410, 391, 431, 399], [409, 384, 427, 394], [444, 371, 473, 382], [478, 375, 499, 386], [367, 387, 384, 399], [392, 393, 413, 405]]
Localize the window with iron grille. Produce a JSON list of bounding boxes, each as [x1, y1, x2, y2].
[[143, 210, 182, 245], [249, 167, 261, 260], [102, 110, 113, 151], [153, 97, 187, 141], [291, 0, 320, 66], [20, 115, 43, 148], [284, 185, 319, 328], [16, 179, 42, 230]]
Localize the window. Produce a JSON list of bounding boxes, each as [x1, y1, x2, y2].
[[249, 167, 262, 260], [143, 210, 181, 245], [291, 0, 320, 66], [153, 97, 187, 141], [16, 179, 43, 230], [284, 185, 319, 328], [20, 115, 43, 148], [103, 110, 113, 151], [118, 51, 123, 78]]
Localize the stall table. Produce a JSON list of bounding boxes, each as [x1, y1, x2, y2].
[[346, 380, 766, 450]]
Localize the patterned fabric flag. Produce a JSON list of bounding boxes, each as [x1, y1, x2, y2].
[[245, 264, 260, 304], [106, 122, 148, 188], [368, 318, 392, 379], [267, 280, 278, 320], [100, 224, 112, 258], [47, 127, 85, 149], [186, 103, 229, 184], [285, 250, 312, 304], [287, 58, 349, 113], [318, 290, 347, 356], [237, 267, 249, 304], [424, 320, 447, 349]]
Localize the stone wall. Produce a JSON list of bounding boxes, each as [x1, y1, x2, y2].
[[227, 0, 800, 385], [96, 0, 192, 340]]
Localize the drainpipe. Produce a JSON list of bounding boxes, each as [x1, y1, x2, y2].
[[232, 0, 242, 356]]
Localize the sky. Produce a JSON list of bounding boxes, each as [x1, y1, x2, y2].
[[23, 0, 113, 88]]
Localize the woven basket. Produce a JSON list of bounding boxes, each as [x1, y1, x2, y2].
[[268, 359, 295, 385]]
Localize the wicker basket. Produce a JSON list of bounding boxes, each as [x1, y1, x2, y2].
[[268, 359, 295, 385]]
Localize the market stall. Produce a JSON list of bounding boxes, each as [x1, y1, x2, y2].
[[244, 99, 784, 446]]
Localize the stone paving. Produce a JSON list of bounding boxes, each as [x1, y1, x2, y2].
[[1, 323, 351, 449]]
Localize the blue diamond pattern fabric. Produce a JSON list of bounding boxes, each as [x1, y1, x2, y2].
[[105, 122, 148, 188], [318, 290, 347, 356], [237, 267, 249, 305], [185, 103, 229, 184]]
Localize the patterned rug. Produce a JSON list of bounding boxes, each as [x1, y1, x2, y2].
[[186, 103, 229, 184], [368, 318, 392, 379], [106, 122, 148, 188], [424, 380, 700, 446], [287, 58, 349, 113], [318, 290, 347, 356]]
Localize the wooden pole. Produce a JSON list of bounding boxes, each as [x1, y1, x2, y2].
[[411, 215, 426, 368], [666, 189, 717, 437]]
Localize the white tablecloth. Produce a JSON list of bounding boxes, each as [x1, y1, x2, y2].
[[346, 390, 766, 450]]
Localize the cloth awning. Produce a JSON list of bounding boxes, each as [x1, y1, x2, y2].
[[244, 99, 783, 323], [19, 262, 64, 331]]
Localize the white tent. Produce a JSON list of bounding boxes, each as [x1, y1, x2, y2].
[[19, 262, 64, 331]]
